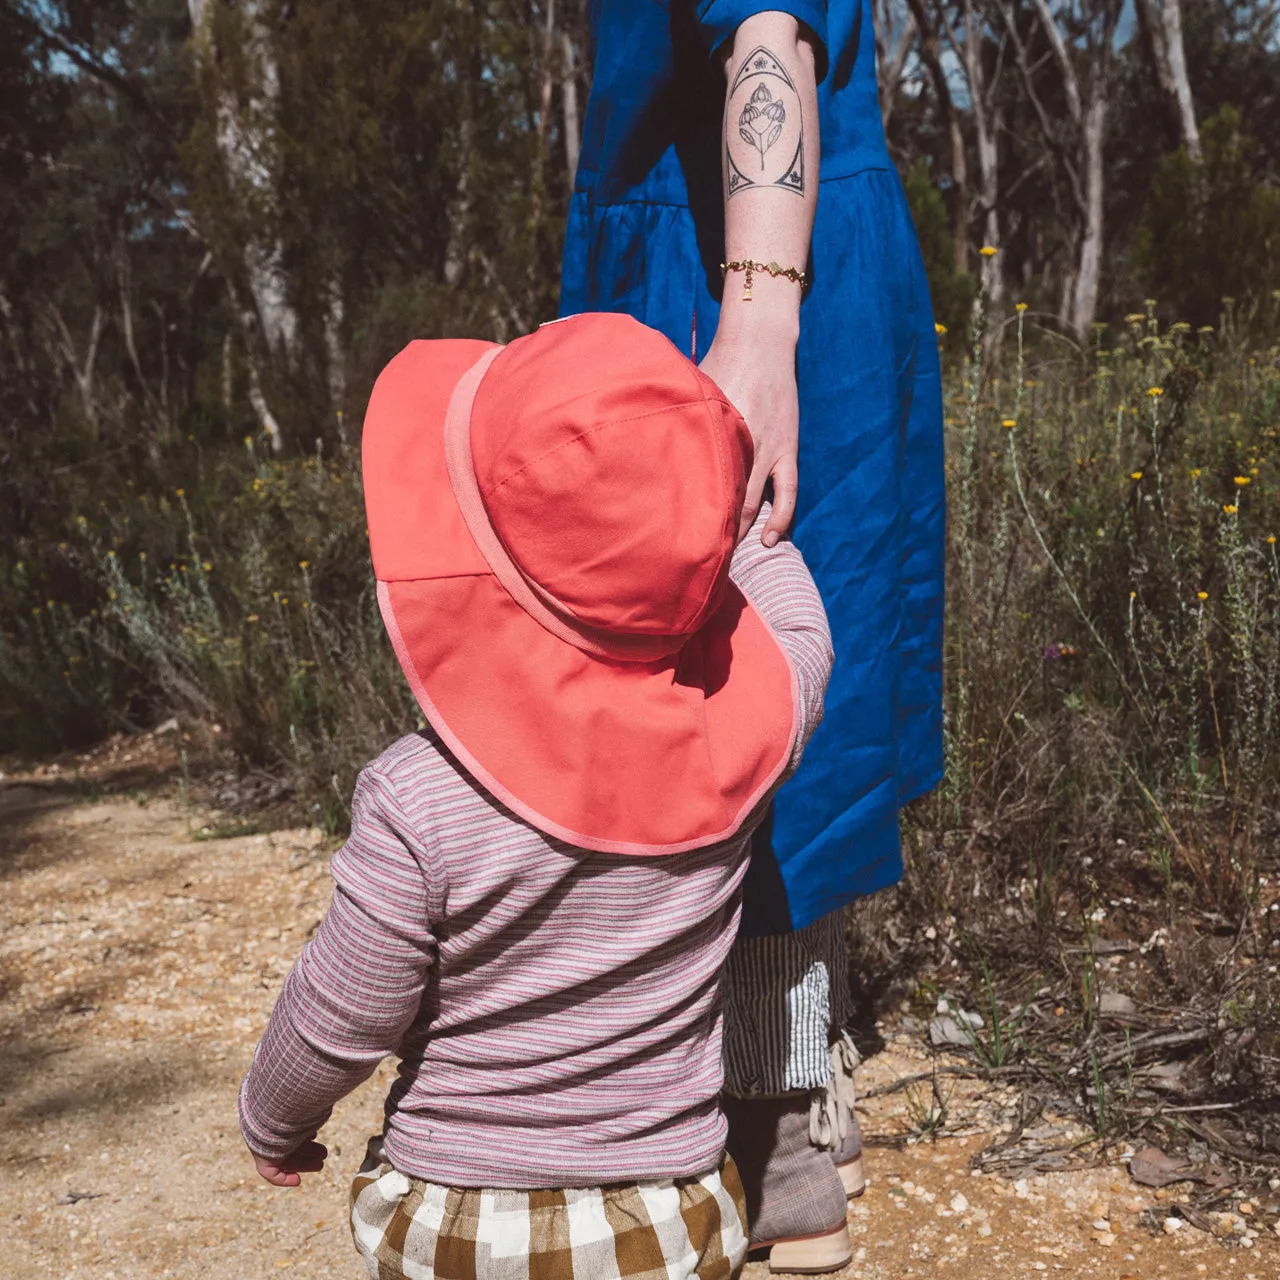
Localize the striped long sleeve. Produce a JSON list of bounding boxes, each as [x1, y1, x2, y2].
[[730, 503, 834, 772], [238, 768, 439, 1160]]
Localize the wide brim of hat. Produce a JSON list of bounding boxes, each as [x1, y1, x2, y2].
[[364, 332, 799, 855]]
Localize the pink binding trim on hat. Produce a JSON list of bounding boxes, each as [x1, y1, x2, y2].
[[442, 347, 691, 664], [377, 578, 797, 855]]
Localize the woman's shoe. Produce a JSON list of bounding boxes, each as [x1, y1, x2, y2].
[[755, 1224, 854, 1274], [723, 1093, 853, 1275]]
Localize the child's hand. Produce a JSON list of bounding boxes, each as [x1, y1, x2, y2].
[[253, 1140, 328, 1188]]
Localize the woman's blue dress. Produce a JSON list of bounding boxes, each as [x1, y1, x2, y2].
[[559, 0, 945, 934]]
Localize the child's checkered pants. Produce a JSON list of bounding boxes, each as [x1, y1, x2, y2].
[[349, 1139, 748, 1279]]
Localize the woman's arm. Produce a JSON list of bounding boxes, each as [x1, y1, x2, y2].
[[698, 12, 820, 546]]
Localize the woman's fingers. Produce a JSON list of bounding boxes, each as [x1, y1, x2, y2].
[[763, 452, 798, 545], [740, 455, 771, 540]]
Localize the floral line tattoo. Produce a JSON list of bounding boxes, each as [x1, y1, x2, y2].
[[739, 83, 786, 168], [725, 45, 805, 200]]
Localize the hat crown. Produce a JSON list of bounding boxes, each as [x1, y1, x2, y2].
[[469, 315, 751, 643]]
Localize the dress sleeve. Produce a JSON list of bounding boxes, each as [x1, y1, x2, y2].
[[692, 1, 829, 81], [729, 505, 834, 772], [237, 765, 438, 1161]]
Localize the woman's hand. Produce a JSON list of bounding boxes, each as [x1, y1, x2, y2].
[[253, 1140, 328, 1187], [700, 318, 799, 546]]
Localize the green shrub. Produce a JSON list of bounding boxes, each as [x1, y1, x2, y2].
[[1134, 107, 1280, 329], [1, 432, 417, 830], [902, 158, 977, 340]]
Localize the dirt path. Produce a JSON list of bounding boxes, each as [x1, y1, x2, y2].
[[2, 758, 1275, 1279]]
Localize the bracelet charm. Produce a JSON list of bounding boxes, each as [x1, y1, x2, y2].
[[720, 259, 808, 302]]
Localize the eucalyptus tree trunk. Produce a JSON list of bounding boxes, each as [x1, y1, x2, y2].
[[1074, 88, 1106, 334], [561, 28, 582, 183], [960, 0, 1004, 308], [443, 0, 479, 288], [908, 0, 969, 274], [874, 0, 918, 130], [1025, 0, 1121, 334], [188, 0, 292, 450], [1134, 0, 1201, 159]]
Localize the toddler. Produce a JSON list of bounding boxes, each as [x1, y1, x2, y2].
[[238, 313, 832, 1279]]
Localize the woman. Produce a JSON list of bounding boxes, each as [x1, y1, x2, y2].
[[560, 2, 945, 1272]]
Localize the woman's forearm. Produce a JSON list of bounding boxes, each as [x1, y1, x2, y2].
[[700, 13, 819, 544], [717, 14, 820, 347]]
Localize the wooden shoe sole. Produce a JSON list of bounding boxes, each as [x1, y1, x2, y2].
[[753, 1223, 853, 1275], [837, 1154, 865, 1199]]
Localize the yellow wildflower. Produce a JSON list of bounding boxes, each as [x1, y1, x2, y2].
[[280, 596, 289, 605], [1129, 591, 1136, 600], [1131, 471, 1143, 481], [979, 245, 997, 257], [246, 614, 260, 623], [1234, 476, 1250, 486], [1268, 536, 1277, 545], [202, 561, 212, 571], [1197, 591, 1208, 601], [1224, 504, 1238, 515], [1016, 302, 1028, 313], [1002, 419, 1016, 429], [299, 560, 310, 570], [1189, 468, 1201, 478], [175, 487, 185, 497], [935, 322, 947, 336], [1146, 387, 1163, 397], [1124, 313, 1145, 323]]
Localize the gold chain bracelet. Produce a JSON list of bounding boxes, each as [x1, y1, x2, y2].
[[720, 259, 808, 303]]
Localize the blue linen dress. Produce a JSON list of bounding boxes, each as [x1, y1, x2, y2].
[[559, 0, 945, 934]]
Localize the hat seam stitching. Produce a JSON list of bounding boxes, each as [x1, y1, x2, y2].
[[485, 401, 721, 494]]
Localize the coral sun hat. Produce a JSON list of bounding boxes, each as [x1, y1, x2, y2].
[[363, 311, 798, 855]]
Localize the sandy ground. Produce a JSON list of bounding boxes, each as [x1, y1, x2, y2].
[[2, 755, 1277, 1279]]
